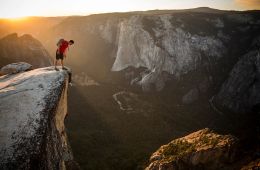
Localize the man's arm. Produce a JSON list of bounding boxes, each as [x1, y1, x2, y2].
[[63, 48, 68, 58], [56, 48, 60, 54]]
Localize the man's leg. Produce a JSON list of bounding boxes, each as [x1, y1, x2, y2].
[[61, 59, 64, 69], [54, 60, 58, 68], [54, 59, 59, 71], [55, 50, 59, 70]]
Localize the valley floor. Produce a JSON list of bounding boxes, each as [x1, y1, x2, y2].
[[65, 82, 257, 170]]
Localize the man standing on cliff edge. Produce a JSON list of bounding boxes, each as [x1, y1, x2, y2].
[[54, 39, 74, 71]]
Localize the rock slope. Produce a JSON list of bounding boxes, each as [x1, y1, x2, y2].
[[0, 33, 52, 68], [215, 49, 260, 113], [0, 66, 74, 170]]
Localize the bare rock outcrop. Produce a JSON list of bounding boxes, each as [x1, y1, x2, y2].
[[146, 128, 238, 170], [0, 62, 32, 75], [0, 66, 75, 170]]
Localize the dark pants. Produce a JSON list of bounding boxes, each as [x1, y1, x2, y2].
[[56, 51, 64, 60]]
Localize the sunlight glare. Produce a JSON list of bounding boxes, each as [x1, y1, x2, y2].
[[0, 0, 258, 18]]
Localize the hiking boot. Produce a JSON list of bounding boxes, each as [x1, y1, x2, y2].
[[62, 67, 68, 70]]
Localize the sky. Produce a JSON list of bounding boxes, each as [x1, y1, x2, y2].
[[1, 0, 260, 18]]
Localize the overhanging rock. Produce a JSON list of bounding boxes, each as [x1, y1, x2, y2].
[[0, 67, 75, 170]]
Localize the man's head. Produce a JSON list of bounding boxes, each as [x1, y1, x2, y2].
[[69, 40, 74, 45]]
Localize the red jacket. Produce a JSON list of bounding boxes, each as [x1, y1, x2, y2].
[[59, 40, 69, 54]]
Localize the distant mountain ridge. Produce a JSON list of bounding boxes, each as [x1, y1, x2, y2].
[[0, 16, 64, 38], [39, 8, 260, 89]]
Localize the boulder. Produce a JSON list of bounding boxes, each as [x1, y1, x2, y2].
[[146, 128, 238, 170], [0, 62, 32, 75]]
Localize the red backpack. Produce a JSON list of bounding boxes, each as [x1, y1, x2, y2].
[[56, 38, 65, 47]]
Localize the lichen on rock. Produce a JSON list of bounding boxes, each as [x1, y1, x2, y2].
[[146, 128, 238, 170]]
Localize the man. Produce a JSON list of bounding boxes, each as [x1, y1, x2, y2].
[[54, 39, 74, 70]]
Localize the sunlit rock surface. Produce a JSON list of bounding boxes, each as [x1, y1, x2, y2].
[[111, 15, 224, 90], [146, 128, 238, 170], [0, 67, 75, 170]]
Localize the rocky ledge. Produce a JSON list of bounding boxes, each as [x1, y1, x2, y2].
[[146, 128, 239, 170], [0, 66, 75, 169]]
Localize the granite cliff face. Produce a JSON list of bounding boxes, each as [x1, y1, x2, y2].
[[33, 9, 260, 169], [111, 15, 225, 91], [214, 49, 260, 113], [0, 66, 75, 170], [39, 10, 260, 92], [0, 33, 52, 68]]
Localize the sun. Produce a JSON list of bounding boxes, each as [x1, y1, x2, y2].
[[0, 14, 29, 22], [0, 10, 32, 20]]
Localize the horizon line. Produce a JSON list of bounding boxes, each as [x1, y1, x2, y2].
[[1, 6, 258, 20]]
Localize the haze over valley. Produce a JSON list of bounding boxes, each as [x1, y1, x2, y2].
[[0, 6, 260, 170]]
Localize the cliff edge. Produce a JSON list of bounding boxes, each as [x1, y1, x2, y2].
[[0, 66, 74, 170]]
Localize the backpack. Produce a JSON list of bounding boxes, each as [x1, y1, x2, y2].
[[56, 38, 64, 47]]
